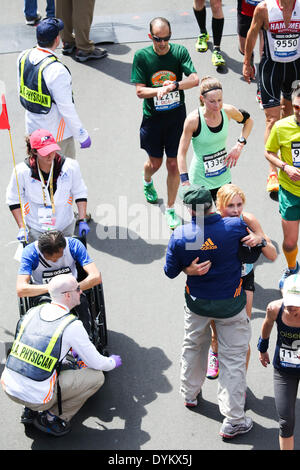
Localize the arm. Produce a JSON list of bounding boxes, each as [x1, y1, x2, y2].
[[45, 63, 89, 144], [177, 111, 199, 184], [223, 105, 254, 168], [78, 262, 102, 291], [243, 3, 267, 83], [16, 274, 49, 298], [76, 200, 88, 220], [136, 73, 199, 101], [258, 300, 280, 367], [265, 150, 300, 181], [10, 207, 25, 229], [241, 212, 277, 261]]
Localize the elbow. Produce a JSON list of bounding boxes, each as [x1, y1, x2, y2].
[[192, 75, 200, 87], [136, 89, 144, 99], [17, 287, 25, 298]]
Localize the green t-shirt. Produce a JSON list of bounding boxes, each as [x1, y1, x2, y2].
[[131, 43, 197, 117], [265, 115, 300, 196]]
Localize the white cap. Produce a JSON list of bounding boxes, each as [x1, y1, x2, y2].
[[283, 274, 300, 307]]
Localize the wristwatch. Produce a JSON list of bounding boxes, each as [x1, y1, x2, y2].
[[237, 137, 247, 145], [173, 81, 179, 91], [261, 238, 267, 247]]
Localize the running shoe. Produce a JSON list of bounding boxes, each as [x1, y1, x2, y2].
[[184, 398, 197, 408], [143, 180, 158, 203], [62, 42, 76, 55], [34, 411, 71, 437], [266, 172, 279, 193], [195, 33, 209, 52], [256, 89, 263, 109], [206, 349, 219, 379], [20, 407, 38, 424], [219, 416, 253, 439], [279, 262, 300, 290], [165, 208, 181, 230], [25, 13, 41, 25], [212, 49, 226, 67], [75, 47, 108, 62]]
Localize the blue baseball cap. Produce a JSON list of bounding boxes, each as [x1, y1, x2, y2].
[[36, 18, 64, 45]]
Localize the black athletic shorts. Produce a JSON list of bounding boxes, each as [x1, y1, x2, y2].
[[237, 11, 252, 38], [259, 55, 300, 109], [140, 104, 186, 158], [242, 269, 255, 292]]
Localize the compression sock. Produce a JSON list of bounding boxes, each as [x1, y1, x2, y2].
[[193, 7, 207, 34], [212, 17, 224, 49], [283, 246, 298, 270]]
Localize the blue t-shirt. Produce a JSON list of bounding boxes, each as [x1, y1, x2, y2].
[[164, 213, 248, 300], [19, 237, 92, 284]]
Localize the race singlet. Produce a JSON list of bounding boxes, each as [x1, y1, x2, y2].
[[266, 0, 300, 62]]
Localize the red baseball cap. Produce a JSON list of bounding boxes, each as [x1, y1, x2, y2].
[[29, 129, 61, 156]]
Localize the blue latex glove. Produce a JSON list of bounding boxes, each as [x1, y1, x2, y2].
[[80, 136, 91, 149], [110, 355, 122, 368], [78, 221, 90, 237], [17, 227, 29, 242]]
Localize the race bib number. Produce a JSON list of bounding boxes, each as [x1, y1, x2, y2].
[[273, 34, 299, 58], [280, 346, 300, 368], [203, 148, 227, 178], [38, 206, 56, 230], [42, 266, 72, 284], [291, 141, 300, 167], [153, 91, 180, 111]]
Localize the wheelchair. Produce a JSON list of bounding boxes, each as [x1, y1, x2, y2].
[[17, 233, 109, 357]]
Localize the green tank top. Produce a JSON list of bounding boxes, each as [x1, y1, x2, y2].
[[189, 107, 231, 190]]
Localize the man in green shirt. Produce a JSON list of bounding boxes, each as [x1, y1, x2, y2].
[[265, 83, 300, 289], [131, 17, 199, 230]]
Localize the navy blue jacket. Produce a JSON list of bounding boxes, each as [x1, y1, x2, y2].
[[164, 213, 248, 300]]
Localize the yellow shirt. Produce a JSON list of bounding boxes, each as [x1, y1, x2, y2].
[[265, 115, 300, 196]]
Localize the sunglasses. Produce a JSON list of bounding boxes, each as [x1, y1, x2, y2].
[[61, 285, 81, 294], [293, 104, 300, 110], [151, 34, 171, 42]]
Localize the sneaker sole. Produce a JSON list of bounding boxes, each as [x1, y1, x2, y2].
[[75, 52, 108, 62], [206, 370, 219, 380], [33, 418, 71, 437], [219, 421, 253, 439]]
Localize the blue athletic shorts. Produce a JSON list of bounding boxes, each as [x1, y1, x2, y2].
[[140, 104, 186, 158]]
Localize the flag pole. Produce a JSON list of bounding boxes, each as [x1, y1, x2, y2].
[[0, 92, 28, 243]]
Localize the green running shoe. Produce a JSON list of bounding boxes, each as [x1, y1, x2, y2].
[[195, 33, 209, 52], [165, 208, 181, 230], [212, 49, 226, 67], [144, 180, 158, 203]]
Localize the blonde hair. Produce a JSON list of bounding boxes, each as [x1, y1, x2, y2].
[[199, 76, 223, 106], [216, 184, 246, 212]]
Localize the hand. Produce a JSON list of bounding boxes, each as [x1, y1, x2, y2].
[[284, 165, 300, 181], [225, 144, 243, 168], [241, 227, 263, 247], [181, 181, 190, 187], [156, 84, 174, 100], [259, 352, 270, 368], [17, 227, 29, 242], [243, 63, 252, 84], [110, 354, 122, 368], [183, 258, 212, 276], [80, 136, 91, 149], [78, 221, 90, 237]]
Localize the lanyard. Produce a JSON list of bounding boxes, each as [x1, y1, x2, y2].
[[37, 159, 55, 215]]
